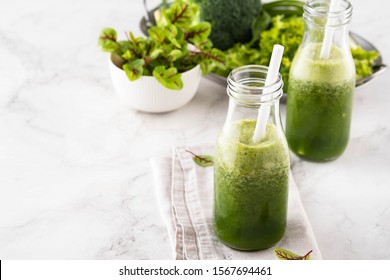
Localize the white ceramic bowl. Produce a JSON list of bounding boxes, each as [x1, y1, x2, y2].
[[109, 55, 201, 113]]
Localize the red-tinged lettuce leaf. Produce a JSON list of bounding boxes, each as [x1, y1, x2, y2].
[[186, 150, 214, 167], [153, 66, 183, 90], [98, 28, 119, 52], [274, 248, 313, 260], [123, 59, 145, 81]]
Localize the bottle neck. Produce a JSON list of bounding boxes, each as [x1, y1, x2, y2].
[[224, 65, 283, 133], [227, 65, 283, 107], [302, 0, 352, 49]]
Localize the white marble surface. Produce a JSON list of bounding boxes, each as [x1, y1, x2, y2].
[[0, 0, 389, 259]]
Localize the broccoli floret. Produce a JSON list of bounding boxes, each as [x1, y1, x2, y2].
[[197, 0, 262, 50]]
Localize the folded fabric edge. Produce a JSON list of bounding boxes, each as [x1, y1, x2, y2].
[[171, 148, 202, 260], [175, 145, 219, 260], [288, 172, 323, 260], [149, 157, 177, 259]]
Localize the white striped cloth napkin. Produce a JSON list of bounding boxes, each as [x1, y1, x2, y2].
[[150, 144, 322, 260]]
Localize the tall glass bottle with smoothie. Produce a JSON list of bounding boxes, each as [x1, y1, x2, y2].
[[286, 0, 355, 161], [214, 65, 290, 250]]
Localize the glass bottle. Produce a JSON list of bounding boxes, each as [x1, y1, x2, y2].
[[214, 65, 290, 250], [286, 0, 355, 161]]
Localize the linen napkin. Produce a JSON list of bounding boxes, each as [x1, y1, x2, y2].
[[150, 144, 322, 260]]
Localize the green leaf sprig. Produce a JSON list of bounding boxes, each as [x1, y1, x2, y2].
[[274, 248, 313, 260], [98, 0, 225, 90], [185, 150, 214, 167]]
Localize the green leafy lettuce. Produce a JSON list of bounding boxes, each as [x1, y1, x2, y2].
[[213, 15, 304, 91], [351, 46, 379, 80], [212, 15, 380, 91], [258, 15, 304, 90]]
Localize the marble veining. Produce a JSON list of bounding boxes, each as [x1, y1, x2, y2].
[[1, 0, 390, 259]]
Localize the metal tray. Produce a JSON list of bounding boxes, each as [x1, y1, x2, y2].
[[140, 3, 387, 90]]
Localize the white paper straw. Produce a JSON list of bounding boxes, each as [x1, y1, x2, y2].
[[252, 44, 284, 143], [320, 0, 341, 59]]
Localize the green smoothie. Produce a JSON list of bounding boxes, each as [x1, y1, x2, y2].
[[286, 43, 355, 161], [214, 120, 289, 250]]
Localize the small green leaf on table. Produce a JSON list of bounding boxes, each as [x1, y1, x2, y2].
[[274, 248, 313, 260], [186, 150, 214, 167]]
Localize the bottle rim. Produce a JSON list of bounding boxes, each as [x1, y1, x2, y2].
[[304, 0, 353, 28], [227, 65, 284, 106]]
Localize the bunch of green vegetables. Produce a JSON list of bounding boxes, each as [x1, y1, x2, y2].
[[212, 14, 304, 90], [192, 0, 262, 50], [98, 0, 225, 90], [351, 46, 380, 80], [209, 0, 379, 90]]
